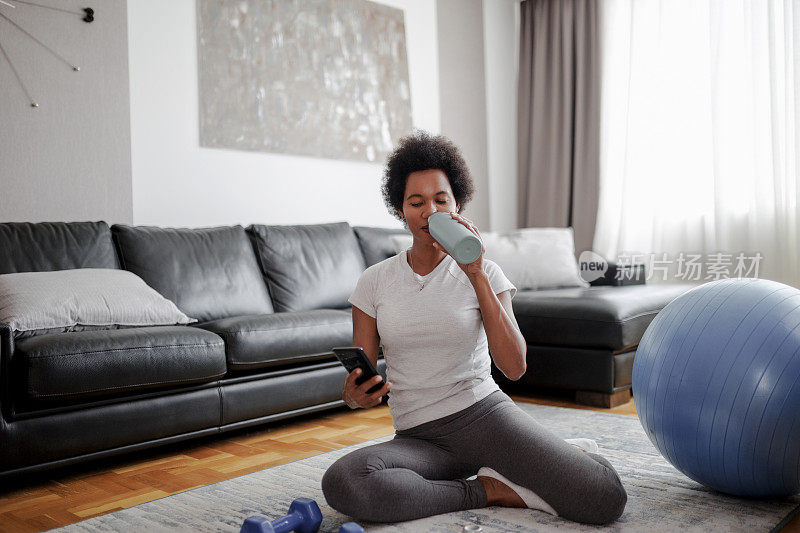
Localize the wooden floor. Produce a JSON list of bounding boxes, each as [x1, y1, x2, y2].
[[0, 390, 796, 532]]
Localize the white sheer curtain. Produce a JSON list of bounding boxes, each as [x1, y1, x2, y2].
[[593, 0, 800, 286]]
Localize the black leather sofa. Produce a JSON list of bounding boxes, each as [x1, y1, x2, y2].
[[494, 276, 693, 407], [0, 221, 691, 479]]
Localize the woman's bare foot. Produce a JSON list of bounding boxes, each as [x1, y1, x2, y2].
[[477, 474, 526, 507]]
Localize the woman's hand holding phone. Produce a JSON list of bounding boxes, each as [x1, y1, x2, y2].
[[343, 368, 392, 409]]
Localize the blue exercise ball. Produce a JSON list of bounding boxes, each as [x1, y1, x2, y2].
[[633, 278, 800, 498]]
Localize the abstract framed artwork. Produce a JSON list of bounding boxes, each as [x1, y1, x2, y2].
[[197, 0, 413, 162]]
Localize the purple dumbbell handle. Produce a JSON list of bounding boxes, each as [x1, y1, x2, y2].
[[270, 511, 303, 532]]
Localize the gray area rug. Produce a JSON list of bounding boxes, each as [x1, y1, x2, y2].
[[53, 403, 799, 532]]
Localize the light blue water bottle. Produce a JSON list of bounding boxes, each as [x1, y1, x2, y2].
[[428, 212, 483, 264]]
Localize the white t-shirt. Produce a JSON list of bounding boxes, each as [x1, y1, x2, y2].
[[348, 250, 517, 430]]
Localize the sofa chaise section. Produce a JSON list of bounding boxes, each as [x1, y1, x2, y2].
[[513, 284, 695, 349], [498, 283, 695, 407]]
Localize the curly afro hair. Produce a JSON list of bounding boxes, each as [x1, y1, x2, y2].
[[382, 130, 475, 222]]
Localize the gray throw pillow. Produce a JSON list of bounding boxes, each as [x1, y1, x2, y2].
[[0, 269, 195, 337]]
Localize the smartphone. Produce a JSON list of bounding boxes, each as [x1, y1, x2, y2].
[[332, 346, 384, 394]]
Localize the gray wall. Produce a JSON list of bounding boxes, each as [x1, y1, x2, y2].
[[0, 0, 132, 223], [483, 0, 519, 232], [437, 0, 491, 230]]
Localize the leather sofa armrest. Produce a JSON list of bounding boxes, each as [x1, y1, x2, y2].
[[0, 323, 11, 419], [590, 262, 646, 287]]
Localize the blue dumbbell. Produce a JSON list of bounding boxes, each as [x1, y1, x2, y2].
[[339, 523, 364, 533], [241, 498, 322, 533]]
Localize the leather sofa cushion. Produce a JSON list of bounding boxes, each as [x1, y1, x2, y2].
[[353, 226, 411, 267], [0, 222, 118, 274], [248, 223, 366, 312], [15, 326, 226, 402], [196, 309, 352, 370], [112, 225, 274, 321], [513, 284, 694, 350]]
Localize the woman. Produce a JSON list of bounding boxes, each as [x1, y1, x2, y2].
[[321, 131, 626, 525]]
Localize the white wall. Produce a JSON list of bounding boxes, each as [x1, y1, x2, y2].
[[436, 0, 491, 230], [483, 0, 519, 232], [434, 0, 519, 232], [127, 0, 439, 228]]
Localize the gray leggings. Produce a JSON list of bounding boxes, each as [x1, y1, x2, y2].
[[321, 391, 626, 525]]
